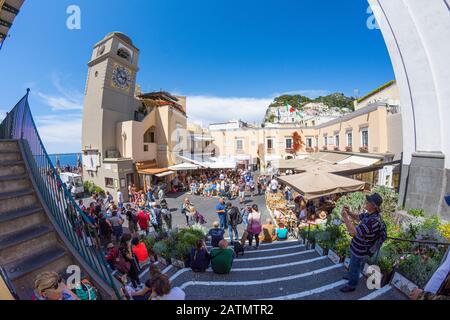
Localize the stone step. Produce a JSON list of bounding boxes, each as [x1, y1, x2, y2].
[[8, 247, 74, 300], [0, 205, 46, 237], [0, 188, 38, 213], [170, 255, 333, 288], [0, 174, 31, 193], [182, 263, 346, 300], [231, 249, 316, 269], [0, 161, 26, 177], [0, 224, 57, 265], [0, 151, 22, 162], [0, 141, 20, 152]]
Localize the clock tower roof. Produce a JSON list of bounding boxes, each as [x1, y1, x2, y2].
[[104, 31, 133, 46]]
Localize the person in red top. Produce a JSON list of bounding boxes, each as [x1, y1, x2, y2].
[[132, 237, 149, 264], [137, 209, 150, 235]]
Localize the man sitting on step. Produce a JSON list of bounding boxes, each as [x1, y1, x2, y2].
[[210, 240, 234, 274]]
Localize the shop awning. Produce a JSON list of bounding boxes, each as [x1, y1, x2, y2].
[[168, 163, 200, 171], [278, 171, 365, 200], [338, 155, 381, 166], [156, 171, 175, 178], [295, 161, 365, 174], [138, 168, 170, 175], [319, 153, 352, 164]]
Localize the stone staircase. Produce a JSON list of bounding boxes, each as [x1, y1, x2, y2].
[[145, 240, 407, 300], [0, 140, 122, 300], [0, 140, 76, 299]]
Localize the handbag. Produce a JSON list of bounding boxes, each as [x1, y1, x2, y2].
[[114, 252, 131, 274]]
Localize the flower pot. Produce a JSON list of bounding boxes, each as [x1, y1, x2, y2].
[[390, 271, 419, 297], [327, 249, 342, 264], [315, 243, 326, 256]]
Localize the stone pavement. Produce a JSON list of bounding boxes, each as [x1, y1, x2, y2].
[[164, 192, 271, 237]]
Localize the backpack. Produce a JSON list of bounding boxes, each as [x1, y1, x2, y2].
[[233, 241, 245, 257], [232, 207, 243, 225], [72, 280, 98, 300], [368, 217, 387, 257]]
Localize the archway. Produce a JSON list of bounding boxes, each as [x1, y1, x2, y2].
[[369, 0, 450, 218]]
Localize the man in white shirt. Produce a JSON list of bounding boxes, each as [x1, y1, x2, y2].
[[117, 189, 124, 209], [270, 178, 279, 194]]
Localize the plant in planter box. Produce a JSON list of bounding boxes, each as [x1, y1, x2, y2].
[[143, 236, 158, 256], [153, 240, 171, 265], [438, 223, 450, 241], [397, 253, 443, 288], [171, 241, 192, 269]]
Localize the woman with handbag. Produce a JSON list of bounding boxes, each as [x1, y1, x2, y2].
[[117, 234, 141, 289], [247, 204, 262, 249]]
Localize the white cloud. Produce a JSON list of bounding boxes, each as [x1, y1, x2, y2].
[[186, 95, 273, 126], [35, 114, 82, 154], [185, 89, 329, 126], [35, 74, 84, 111]]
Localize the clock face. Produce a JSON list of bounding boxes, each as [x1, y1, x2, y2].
[[112, 64, 132, 90]]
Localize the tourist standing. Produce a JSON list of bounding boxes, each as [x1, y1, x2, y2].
[[137, 208, 150, 236], [215, 198, 227, 229], [117, 189, 124, 209], [238, 179, 246, 204], [226, 203, 241, 243], [128, 183, 134, 202], [340, 193, 386, 293], [158, 186, 165, 202], [160, 199, 172, 230], [108, 211, 124, 243], [270, 177, 279, 194], [150, 202, 162, 232], [247, 204, 262, 249], [118, 234, 141, 289], [125, 205, 138, 234], [180, 198, 193, 226]]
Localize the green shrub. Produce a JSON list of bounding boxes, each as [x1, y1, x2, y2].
[[153, 240, 170, 259], [398, 254, 443, 288], [408, 208, 425, 218], [142, 236, 157, 255]]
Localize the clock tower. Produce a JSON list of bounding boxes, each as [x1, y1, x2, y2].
[[81, 32, 140, 186], [82, 32, 140, 155]]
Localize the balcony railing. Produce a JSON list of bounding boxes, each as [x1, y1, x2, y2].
[[0, 90, 122, 299]]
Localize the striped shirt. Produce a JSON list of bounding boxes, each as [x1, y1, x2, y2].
[[350, 211, 382, 258]]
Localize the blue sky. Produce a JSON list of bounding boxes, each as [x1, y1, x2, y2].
[[0, 0, 394, 153]]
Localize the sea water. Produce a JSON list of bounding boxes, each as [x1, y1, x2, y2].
[[48, 153, 81, 167]]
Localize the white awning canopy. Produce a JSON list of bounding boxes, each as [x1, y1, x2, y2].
[[338, 155, 381, 166], [168, 163, 200, 171], [155, 171, 175, 178]]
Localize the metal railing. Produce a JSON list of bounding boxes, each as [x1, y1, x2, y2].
[[0, 90, 121, 299]]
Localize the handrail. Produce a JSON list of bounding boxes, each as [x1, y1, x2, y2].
[[0, 90, 121, 299], [0, 266, 19, 300], [387, 237, 450, 247]]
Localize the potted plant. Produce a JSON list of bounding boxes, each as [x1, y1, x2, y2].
[[153, 240, 171, 266], [334, 147, 340, 151], [359, 146, 369, 153], [171, 241, 192, 269], [142, 236, 158, 262], [345, 146, 352, 152]]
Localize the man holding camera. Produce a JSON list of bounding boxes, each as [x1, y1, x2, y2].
[[340, 193, 386, 293]]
